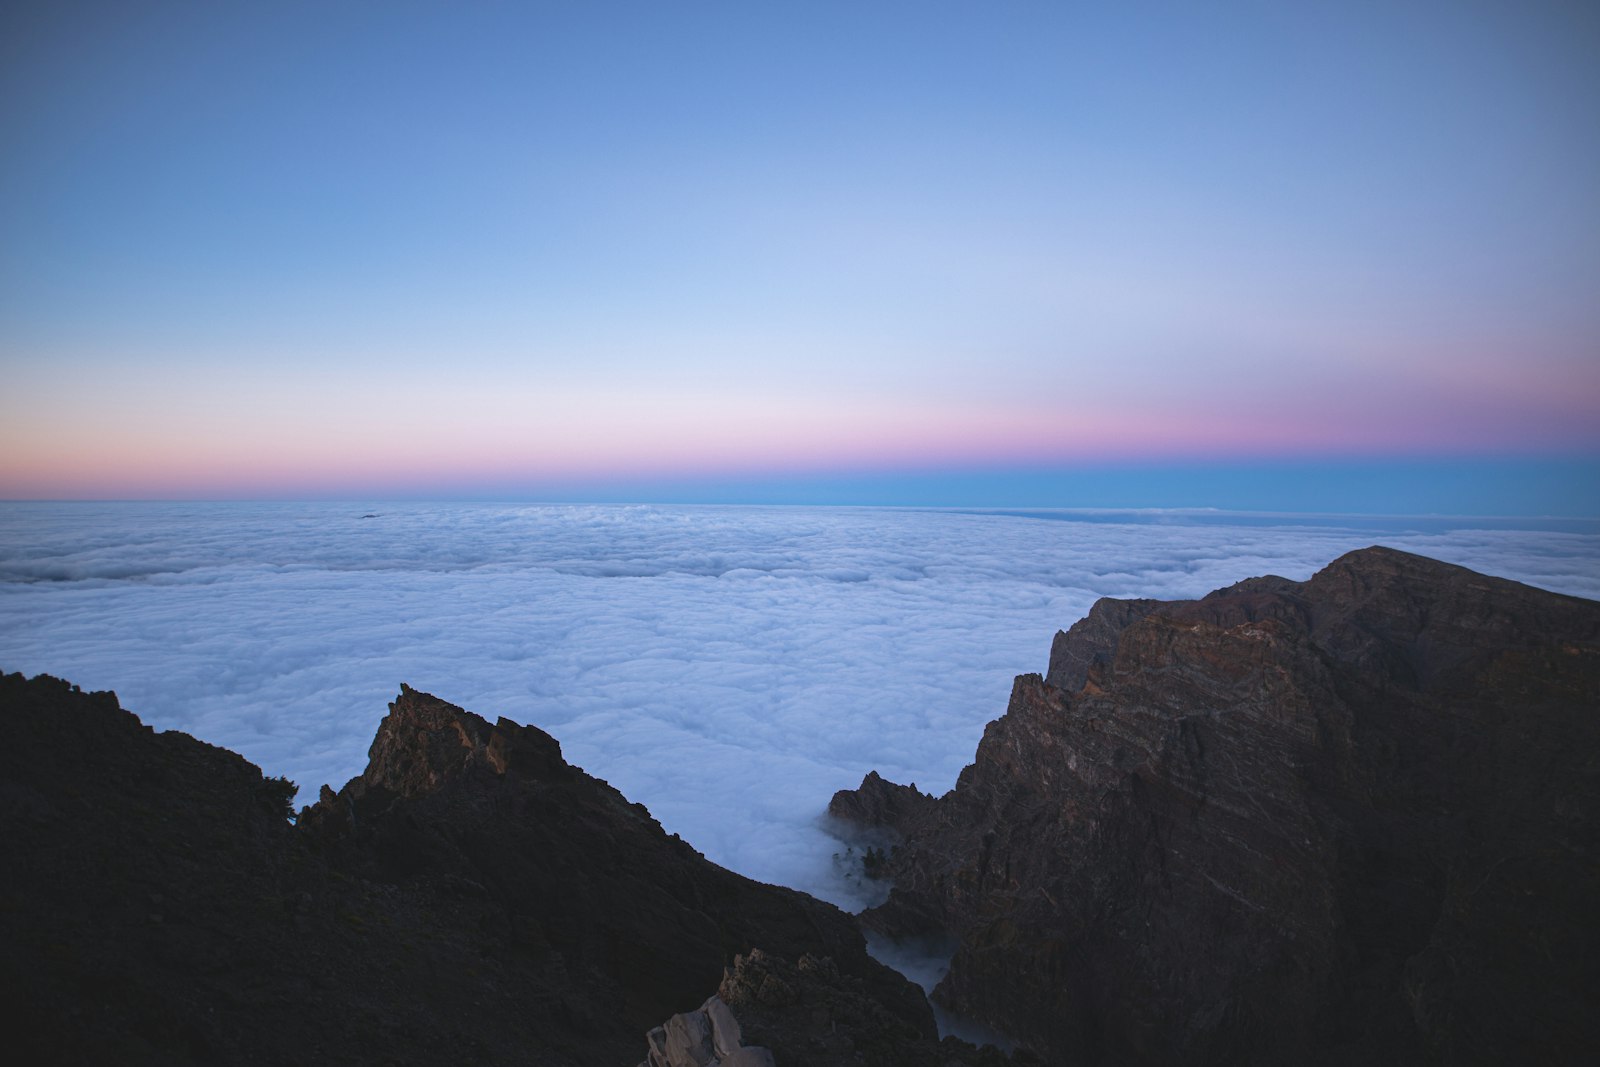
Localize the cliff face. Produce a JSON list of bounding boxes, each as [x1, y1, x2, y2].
[[832, 547, 1600, 1065], [7, 545, 1596, 1065], [0, 676, 934, 1065]]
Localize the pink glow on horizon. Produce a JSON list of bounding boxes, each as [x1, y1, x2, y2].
[[4, 381, 1597, 499], [5, 3, 1597, 503]]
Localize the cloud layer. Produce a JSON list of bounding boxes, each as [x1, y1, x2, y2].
[[3, 503, 1596, 908]]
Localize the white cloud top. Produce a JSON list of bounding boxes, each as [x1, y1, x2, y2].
[[3, 503, 1596, 908]]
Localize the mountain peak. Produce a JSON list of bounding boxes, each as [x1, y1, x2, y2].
[[360, 685, 568, 798], [836, 551, 1600, 1064]]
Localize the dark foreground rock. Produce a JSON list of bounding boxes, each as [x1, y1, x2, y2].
[[713, 948, 1033, 1067], [633, 945, 1034, 1067], [833, 547, 1600, 1066], [0, 676, 934, 1065]]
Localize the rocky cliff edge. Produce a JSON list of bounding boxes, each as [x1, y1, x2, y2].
[[0, 676, 944, 1064], [832, 546, 1600, 1065]]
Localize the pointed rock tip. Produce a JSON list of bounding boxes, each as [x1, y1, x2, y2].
[[1320, 544, 1467, 579]]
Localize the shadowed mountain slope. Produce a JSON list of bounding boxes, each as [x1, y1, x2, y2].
[[0, 676, 933, 1065], [833, 547, 1600, 1065]]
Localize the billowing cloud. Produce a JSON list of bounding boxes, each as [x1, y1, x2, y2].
[[2, 503, 1595, 909]]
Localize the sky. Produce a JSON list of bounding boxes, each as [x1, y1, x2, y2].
[[2, 1, 1597, 510], [4, 502, 1597, 910]]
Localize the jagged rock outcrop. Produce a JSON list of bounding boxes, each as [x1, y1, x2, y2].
[[826, 770, 937, 837], [832, 547, 1600, 1066], [1042, 595, 1163, 692], [636, 992, 774, 1067], [0, 675, 933, 1065]]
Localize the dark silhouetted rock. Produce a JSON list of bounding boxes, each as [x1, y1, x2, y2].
[[833, 547, 1600, 1066], [0, 674, 933, 1065], [709, 948, 1031, 1067]]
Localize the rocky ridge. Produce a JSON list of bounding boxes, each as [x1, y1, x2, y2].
[[7, 545, 1595, 1065], [0, 675, 950, 1065], [832, 546, 1600, 1065]]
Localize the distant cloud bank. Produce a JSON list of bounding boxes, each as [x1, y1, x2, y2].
[[2, 503, 1596, 907]]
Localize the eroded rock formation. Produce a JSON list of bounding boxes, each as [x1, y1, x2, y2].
[[832, 547, 1600, 1065], [637, 991, 774, 1067]]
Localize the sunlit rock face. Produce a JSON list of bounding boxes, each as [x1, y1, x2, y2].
[[0, 675, 933, 1066], [834, 547, 1600, 1066]]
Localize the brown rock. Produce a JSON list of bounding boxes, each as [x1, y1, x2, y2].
[[835, 547, 1600, 1065], [826, 770, 935, 838]]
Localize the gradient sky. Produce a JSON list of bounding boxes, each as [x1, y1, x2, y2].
[[2, 1, 1597, 509]]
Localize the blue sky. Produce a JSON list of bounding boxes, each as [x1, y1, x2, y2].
[[2, 1, 1597, 511]]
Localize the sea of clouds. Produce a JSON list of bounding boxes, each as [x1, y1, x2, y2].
[[2, 502, 1597, 911]]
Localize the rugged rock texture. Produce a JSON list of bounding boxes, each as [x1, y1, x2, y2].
[[1042, 596, 1163, 693], [0, 675, 933, 1065], [827, 770, 938, 838], [636, 991, 773, 1067], [832, 547, 1600, 1066]]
